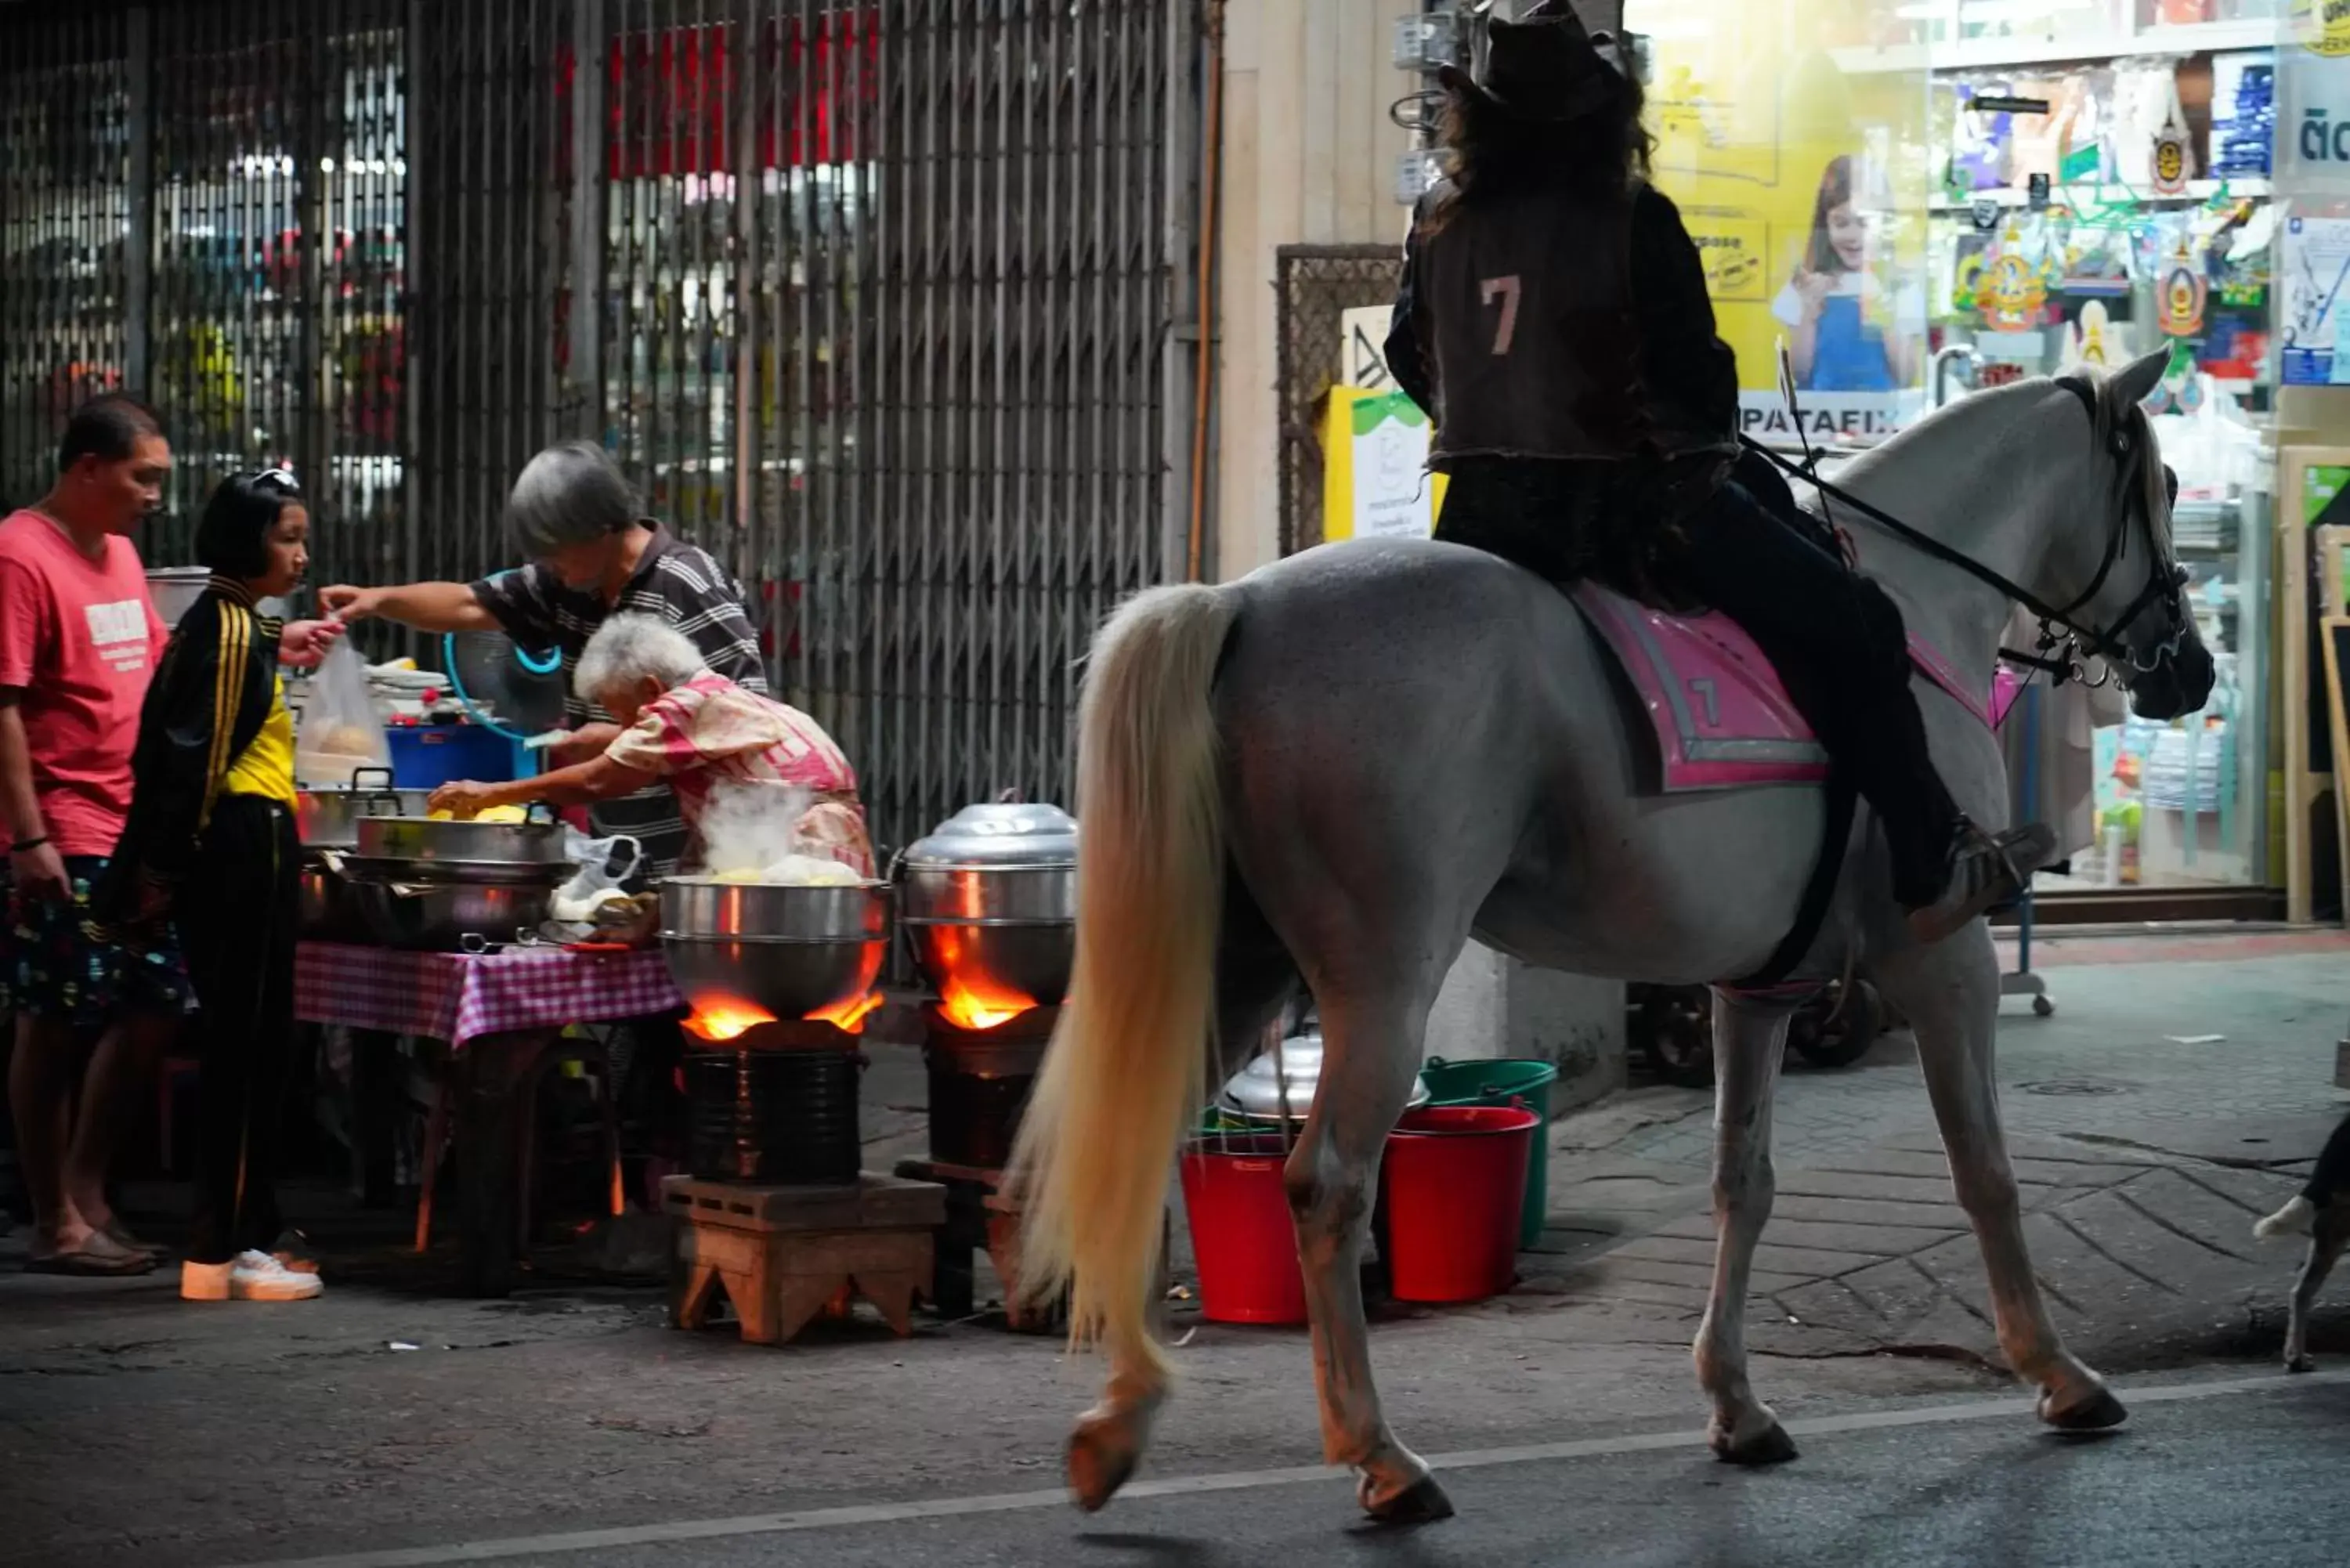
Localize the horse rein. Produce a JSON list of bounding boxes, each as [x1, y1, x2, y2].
[[1738, 374, 2187, 690]]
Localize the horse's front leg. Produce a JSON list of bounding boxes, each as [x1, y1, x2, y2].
[[1287, 993, 1452, 1524], [1876, 928, 2125, 1429], [1695, 990, 1800, 1464]]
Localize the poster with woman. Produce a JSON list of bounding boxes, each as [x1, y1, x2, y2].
[[1771, 154, 1927, 394]]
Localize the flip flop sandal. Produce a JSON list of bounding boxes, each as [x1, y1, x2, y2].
[[102, 1221, 168, 1259], [26, 1240, 157, 1277]]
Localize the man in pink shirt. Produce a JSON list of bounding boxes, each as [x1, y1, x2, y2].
[[1, 396, 193, 1274]]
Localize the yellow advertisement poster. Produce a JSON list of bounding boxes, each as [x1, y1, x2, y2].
[[1322, 387, 1447, 543], [1640, 0, 1932, 448]]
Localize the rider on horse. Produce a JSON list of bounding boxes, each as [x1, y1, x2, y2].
[[1383, 0, 2055, 945]]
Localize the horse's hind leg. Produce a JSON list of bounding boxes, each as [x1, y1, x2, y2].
[[1695, 991, 1800, 1464], [1287, 989, 1452, 1523], [1065, 909, 1297, 1512], [2283, 1207, 2348, 1373], [1875, 930, 2123, 1429]]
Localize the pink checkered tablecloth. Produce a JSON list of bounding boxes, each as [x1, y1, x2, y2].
[[294, 942, 684, 1048]]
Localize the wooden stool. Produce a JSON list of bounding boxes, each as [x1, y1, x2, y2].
[[895, 1157, 1067, 1333], [664, 1173, 946, 1345]]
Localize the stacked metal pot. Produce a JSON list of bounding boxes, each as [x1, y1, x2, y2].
[[306, 811, 572, 951], [295, 767, 435, 941], [896, 803, 1077, 1169]]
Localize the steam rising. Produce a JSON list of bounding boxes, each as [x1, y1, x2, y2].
[[696, 779, 856, 883]]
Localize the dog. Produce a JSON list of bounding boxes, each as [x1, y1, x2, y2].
[[2254, 1110, 2350, 1373]]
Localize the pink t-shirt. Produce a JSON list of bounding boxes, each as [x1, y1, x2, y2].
[[603, 671, 873, 875], [0, 508, 168, 856]]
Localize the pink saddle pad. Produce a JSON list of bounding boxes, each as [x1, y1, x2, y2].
[[1570, 584, 2016, 794]]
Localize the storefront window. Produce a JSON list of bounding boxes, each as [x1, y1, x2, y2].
[[1642, 0, 2292, 894]]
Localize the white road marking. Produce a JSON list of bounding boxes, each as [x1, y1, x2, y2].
[[214, 1369, 2350, 1568]]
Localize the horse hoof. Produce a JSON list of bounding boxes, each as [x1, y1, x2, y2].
[[2287, 1355, 2315, 1375], [1364, 1474, 1455, 1526], [1713, 1422, 1799, 1466], [1067, 1427, 1138, 1512], [2041, 1386, 2128, 1433]]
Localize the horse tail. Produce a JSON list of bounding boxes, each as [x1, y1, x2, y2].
[[1010, 583, 1239, 1378]]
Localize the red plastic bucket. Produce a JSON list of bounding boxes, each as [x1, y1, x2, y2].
[[1381, 1104, 1538, 1303], [1179, 1135, 1306, 1324]]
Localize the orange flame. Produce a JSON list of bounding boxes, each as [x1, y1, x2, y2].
[[938, 972, 1037, 1032], [809, 990, 884, 1035], [682, 995, 778, 1043]]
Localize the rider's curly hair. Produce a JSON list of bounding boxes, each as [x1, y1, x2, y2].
[[1424, 60, 1652, 233]]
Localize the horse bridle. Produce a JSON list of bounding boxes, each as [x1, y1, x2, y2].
[[1740, 374, 2188, 689]]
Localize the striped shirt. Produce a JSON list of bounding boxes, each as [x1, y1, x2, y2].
[[468, 527, 765, 876]]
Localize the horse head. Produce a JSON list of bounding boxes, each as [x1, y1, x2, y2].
[[2027, 348, 2214, 723]]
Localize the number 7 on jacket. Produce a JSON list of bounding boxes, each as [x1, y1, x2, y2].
[[1480, 275, 1521, 356]]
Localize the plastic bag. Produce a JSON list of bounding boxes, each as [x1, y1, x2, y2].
[[295, 639, 389, 782], [551, 829, 643, 923]]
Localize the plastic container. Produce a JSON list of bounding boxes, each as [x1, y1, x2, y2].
[[386, 722, 517, 787], [1178, 1134, 1306, 1324], [1380, 1104, 1538, 1304], [1420, 1057, 1557, 1248]]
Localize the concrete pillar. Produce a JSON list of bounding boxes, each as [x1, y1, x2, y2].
[[1424, 943, 1627, 1112], [1213, 0, 1412, 581]]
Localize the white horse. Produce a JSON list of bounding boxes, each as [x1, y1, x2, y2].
[[1009, 349, 2212, 1523]]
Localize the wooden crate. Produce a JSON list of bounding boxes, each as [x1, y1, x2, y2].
[[894, 1157, 1065, 1333], [663, 1172, 946, 1345]]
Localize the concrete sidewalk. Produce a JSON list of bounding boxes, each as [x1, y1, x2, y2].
[[1513, 938, 2350, 1371]]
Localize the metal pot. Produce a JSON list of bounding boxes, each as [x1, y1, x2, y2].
[[356, 810, 566, 867], [345, 859, 568, 952], [896, 802, 1076, 1006], [147, 565, 287, 627], [659, 877, 891, 1021], [294, 765, 436, 849], [295, 851, 371, 941], [1215, 1031, 1432, 1125]]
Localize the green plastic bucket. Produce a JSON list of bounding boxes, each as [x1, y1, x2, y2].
[[1419, 1057, 1557, 1249]]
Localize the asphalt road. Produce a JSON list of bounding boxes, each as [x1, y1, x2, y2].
[[215, 1370, 2350, 1568]]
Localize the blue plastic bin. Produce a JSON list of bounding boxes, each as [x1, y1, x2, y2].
[[385, 723, 517, 787]]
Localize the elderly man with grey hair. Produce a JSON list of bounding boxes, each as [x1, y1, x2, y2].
[[427, 614, 873, 879], [320, 441, 764, 876]]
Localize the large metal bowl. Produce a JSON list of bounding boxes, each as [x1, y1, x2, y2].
[[659, 877, 891, 1021], [346, 871, 564, 952], [356, 813, 567, 866], [295, 853, 371, 941], [906, 923, 1072, 1010]]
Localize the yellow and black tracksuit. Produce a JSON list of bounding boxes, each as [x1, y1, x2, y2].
[[91, 577, 302, 1266]]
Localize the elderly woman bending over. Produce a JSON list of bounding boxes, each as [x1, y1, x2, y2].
[[429, 616, 873, 877]]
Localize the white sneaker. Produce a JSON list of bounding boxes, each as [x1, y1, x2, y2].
[[181, 1259, 234, 1301], [183, 1252, 321, 1302]]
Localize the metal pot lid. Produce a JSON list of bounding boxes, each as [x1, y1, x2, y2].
[[899, 801, 1077, 870], [1215, 1032, 1432, 1122]]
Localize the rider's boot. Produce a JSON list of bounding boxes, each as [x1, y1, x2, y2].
[[1905, 819, 2059, 945]]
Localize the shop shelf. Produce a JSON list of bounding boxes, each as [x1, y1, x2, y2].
[[1927, 177, 2271, 211], [1831, 18, 2280, 75]]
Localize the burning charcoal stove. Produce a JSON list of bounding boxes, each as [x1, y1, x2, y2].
[[682, 1021, 865, 1187], [890, 802, 1076, 1326], [895, 800, 1076, 1162], [659, 876, 891, 1189], [921, 1002, 1059, 1168]]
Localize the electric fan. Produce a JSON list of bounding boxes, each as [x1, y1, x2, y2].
[[442, 630, 570, 749]]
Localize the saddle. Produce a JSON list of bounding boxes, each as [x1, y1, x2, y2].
[[1570, 583, 2021, 990], [1569, 583, 2021, 795]]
